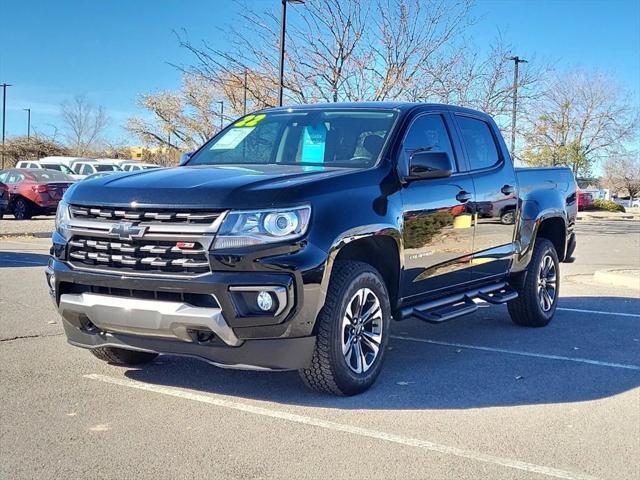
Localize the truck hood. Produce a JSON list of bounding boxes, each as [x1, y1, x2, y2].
[[66, 164, 355, 209]]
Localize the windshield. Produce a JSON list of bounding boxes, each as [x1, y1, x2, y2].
[[188, 109, 398, 168], [29, 170, 74, 182], [42, 164, 74, 174], [94, 164, 121, 172]]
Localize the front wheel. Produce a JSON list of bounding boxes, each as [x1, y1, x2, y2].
[[299, 261, 391, 396], [500, 209, 516, 225], [507, 238, 559, 327]]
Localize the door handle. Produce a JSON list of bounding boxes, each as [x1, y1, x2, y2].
[[456, 191, 472, 203], [501, 184, 515, 195]]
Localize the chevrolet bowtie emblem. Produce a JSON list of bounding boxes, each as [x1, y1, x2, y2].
[[109, 222, 147, 240]]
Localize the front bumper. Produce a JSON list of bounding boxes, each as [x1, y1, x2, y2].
[[61, 318, 315, 371], [48, 240, 326, 370], [58, 292, 242, 346]]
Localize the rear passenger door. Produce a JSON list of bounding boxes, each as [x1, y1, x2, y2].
[[454, 114, 518, 281], [400, 111, 476, 300]]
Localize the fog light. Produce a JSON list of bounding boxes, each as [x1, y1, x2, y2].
[[256, 291, 274, 311]]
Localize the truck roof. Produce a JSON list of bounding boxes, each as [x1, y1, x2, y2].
[[262, 101, 489, 117]]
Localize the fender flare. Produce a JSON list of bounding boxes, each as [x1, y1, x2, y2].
[[312, 224, 403, 319]]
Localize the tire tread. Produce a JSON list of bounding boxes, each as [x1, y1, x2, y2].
[[300, 260, 387, 395]]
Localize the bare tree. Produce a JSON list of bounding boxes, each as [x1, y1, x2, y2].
[[127, 75, 222, 151], [60, 95, 108, 155], [602, 151, 640, 199], [174, 0, 479, 106], [521, 71, 639, 176], [2, 135, 69, 167]]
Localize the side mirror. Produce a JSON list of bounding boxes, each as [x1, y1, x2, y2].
[[179, 151, 193, 166], [408, 151, 452, 180]]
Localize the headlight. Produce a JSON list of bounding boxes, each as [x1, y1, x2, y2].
[[55, 200, 71, 240], [213, 205, 311, 249]]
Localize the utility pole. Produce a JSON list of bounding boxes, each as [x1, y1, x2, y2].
[[23, 108, 31, 139], [278, 0, 304, 107], [217, 101, 224, 130], [243, 69, 248, 115], [1, 83, 11, 169], [508, 56, 527, 160]]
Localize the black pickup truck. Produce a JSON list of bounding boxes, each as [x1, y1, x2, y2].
[[47, 103, 577, 395]]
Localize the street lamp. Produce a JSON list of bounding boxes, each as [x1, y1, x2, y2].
[[23, 108, 31, 140], [1, 83, 11, 169], [217, 101, 224, 130], [278, 0, 304, 107], [507, 56, 528, 159]]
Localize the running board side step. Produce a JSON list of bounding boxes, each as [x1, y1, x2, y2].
[[411, 299, 478, 324], [476, 289, 518, 304], [398, 282, 518, 324]]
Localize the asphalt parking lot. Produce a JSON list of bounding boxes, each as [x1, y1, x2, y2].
[[1, 220, 638, 480]]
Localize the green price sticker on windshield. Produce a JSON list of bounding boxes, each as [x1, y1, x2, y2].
[[235, 114, 266, 128]]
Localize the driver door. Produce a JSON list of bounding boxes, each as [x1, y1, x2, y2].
[[400, 112, 476, 300]]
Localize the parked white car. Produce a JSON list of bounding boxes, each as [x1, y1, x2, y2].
[[613, 198, 640, 209], [120, 162, 160, 172], [15, 160, 43, 169], [70, 160, 122, 179]]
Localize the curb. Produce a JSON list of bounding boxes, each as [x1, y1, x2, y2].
[[592, 269, 640, 289], [0, 232, 53, 239], [577, 214, 640, 221]]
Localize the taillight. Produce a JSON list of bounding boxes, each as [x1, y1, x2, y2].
[[31, 185, 49, 193]]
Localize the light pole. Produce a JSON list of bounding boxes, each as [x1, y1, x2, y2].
[[217, 101, 224, 130], [1, 83, 11, 169], [243, 68, 248, 115], [278, 0, 304, 107], [23, 108, 31, 140], [508, 56, 527, 160]]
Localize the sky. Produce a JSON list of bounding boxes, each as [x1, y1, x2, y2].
[[1, 0, 639, 144]]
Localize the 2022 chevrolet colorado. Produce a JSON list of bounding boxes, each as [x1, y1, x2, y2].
[[47, 103, 577, 395]]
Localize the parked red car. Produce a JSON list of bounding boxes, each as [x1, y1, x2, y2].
[[0, 181, 8, 219], [0, 169, 75, 220], [577, 191, 594, 211]]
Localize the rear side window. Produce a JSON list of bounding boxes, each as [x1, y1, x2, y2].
[[456, 116, 500, 170], [402, 114, 455, 167]]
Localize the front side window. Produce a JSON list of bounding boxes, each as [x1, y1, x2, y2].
[[188, 109, 398, 168], [402, 114, 456, 170], [456, 116, 500, 170]]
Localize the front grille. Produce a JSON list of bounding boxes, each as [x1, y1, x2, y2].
[[68, 236, 210, 276], [70, 205, 222, 224]]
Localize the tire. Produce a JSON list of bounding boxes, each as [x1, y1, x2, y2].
[[90, 347, 158, 365], [500, 209, 516, 225], [507, 238, 559, 327], [299, 261, 391, 396], [13, 198, 32, 220]]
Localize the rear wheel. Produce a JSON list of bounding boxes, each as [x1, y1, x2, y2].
[[299, 261, 391, 396], [508, 238, 559, 327], [90, 347, 158, 365], [13, 198, 32, 220]]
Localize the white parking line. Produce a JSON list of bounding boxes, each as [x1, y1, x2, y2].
[[391, 336, 640, 371], [558, 307, 640, 318], [85, 373, 597, 480]]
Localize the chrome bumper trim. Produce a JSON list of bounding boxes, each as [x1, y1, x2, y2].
[[58, 293, 241, 347]]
